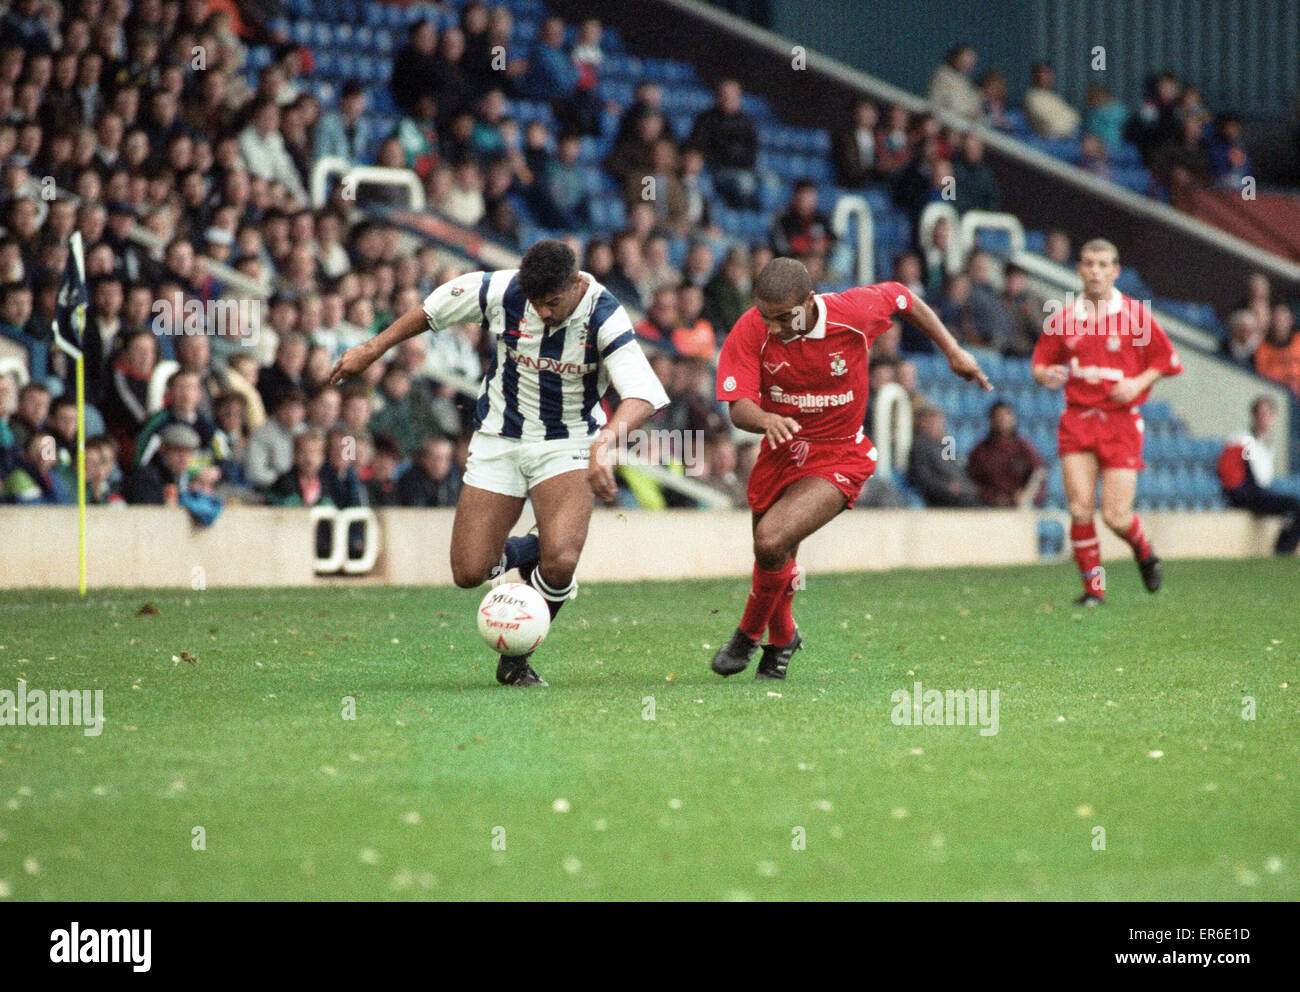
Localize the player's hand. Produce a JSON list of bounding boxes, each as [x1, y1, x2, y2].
[[328, 342, 379, 386], [949, 348, 993, 390], [1108, 377, 1143, 404], [761, 413, 802, 448], [1038, 364, 1069, 389], [587, 433, 618, 504]]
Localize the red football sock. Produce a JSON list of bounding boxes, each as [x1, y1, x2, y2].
[[1071, 521, 1105, 597], [1120, 514, 1153, 561], [766, 563, 800, 646], [739, 559, 795, 642]]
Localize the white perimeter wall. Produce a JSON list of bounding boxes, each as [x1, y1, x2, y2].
[[0, 506, 1282, 589]]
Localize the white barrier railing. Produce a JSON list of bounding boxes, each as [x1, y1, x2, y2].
[[918, 201, 963, 282], [959, 210, 1025, 259], [338, 507, 382, 574], [0, 356, 31, 387], [310, 159, 425, 210], [312, 505, 381, 575], [870, 381, 912, 477], [832, 194, 874, 286]]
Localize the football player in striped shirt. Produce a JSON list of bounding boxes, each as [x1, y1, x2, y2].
[[330, 240, 669, 686]]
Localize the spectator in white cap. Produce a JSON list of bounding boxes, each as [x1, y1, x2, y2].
[[123, 421, 200, 505]]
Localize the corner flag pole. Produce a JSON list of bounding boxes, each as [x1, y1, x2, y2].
[[53, 232, 89, 595], [75, 350, 86, 595]]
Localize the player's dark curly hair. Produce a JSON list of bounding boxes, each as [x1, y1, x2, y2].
[[518, 239, 578, 300]]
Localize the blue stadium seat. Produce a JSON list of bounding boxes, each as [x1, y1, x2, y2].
[[974, 228, 1014, 255], [1046, 470, 1067, 504], [1144, 400, 1172, 422], [953, 424, 980, 453], [1113, 165, 1152, 194], [1004, 109, 1028, 133], [741, 94, 771, 120], [1113, 267, 1153, 299], [1112, 142, 1143, 167]]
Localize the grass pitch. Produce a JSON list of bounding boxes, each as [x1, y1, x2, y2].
[[0, 558, 1296, 901]]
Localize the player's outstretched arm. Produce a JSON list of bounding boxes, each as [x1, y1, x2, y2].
[[901, 295, 992, 390], [328, 303, 431, 385]]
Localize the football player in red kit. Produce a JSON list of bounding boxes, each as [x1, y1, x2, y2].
[[1031, 238, 1183, 606], [710, 257, 991, 679]]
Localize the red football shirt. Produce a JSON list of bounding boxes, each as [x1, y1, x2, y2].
[[1031, 289, 1182, 409], [716, 282, 910, 440]]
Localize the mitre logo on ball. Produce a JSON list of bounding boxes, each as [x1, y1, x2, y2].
[[477, 583, 550, 655]]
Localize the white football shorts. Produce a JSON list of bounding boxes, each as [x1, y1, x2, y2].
[[462, 430, 594, 498]]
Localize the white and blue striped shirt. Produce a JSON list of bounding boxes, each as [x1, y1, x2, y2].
[[422, 269, 668, 442]]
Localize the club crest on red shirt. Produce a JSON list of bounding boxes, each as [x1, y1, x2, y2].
[[829, 353, 847, 376]]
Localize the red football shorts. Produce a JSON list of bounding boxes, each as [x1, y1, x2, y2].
[[747, 431, 878, 514], [1057, 405, 1145, 470]]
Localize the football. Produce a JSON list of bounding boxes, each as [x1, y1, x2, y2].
[[476, 582, 550, 656]]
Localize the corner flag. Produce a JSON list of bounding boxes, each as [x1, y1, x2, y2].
[[52, 231, 88, 361]]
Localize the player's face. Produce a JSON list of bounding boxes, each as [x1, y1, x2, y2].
[[756, 292, 815, 343], [529, 274, 583, 328], [1077, 250, 1119, 300]]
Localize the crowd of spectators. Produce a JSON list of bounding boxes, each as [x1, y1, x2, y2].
[[924, 44, 1260, 205], [1220, 271, 1300, 399], [1, 2, 1294, 519], [0, 0, 815, 513], [905, 399, 1045, 510]]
